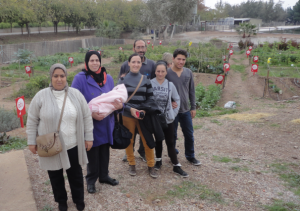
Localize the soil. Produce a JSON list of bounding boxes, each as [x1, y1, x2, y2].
[[1, 33, 300, 211]]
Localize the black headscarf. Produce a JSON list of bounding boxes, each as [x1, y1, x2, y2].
[[82, 50, 107, 87]]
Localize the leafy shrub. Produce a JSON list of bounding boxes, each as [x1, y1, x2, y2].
[[114, 51, 130, 63], [290, 55, 297, 63], [96, 20, 122, 39], [0, 107, 20, 132], [195, 83, 222, 110], [14, 49, 36, 64], [0, 134, 27, 153], [15, 75, 50, 98]]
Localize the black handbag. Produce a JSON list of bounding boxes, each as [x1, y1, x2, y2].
[[157, 82, 169, 130], [111, 113, 132, 149]]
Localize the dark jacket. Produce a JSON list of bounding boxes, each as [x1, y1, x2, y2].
[[131, 99, 165, 149]]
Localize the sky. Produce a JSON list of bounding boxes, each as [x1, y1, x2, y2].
[[204, 0, 297, 9]]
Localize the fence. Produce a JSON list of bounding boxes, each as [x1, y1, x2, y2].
[[0, 37, 125, 63]]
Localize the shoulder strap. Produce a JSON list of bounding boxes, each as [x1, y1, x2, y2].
[[163, 81, 169, 113], [125, 75, 144, 103], [57, 90, 68, 133]]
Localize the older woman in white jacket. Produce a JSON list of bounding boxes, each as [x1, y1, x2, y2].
[[26, 63, 93, 211], [151, 60, 189, 178]]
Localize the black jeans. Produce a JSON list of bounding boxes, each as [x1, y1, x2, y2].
[[86, 143, 110, 185], [155, 123, 179, 165], [47, 146, 84, 204]]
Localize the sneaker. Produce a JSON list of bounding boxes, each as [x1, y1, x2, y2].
[[154, 160, 162, 170], [129, 165, 136, 176], [148, 167, 158, 178], [187, 158, 201, 166], [122, 154, 127, 162], [173, 166, 189, 178], [139, 154, 147, 162]]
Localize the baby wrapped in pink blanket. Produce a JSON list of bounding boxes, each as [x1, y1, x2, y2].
[[88, 84, 128, 117]]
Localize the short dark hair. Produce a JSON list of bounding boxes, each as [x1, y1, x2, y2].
[[128, 53, 142, 62], [155, 60, 168, 71], [133, 39, 146, 48], [173, 49, 188, 58]]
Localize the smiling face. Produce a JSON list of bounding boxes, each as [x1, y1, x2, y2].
[[133, 40, 147, 58], [88, 54, 101, 72], [155, 64, 167, 81], [52, 68, 67, 90], [128, 55, 142, 73], [173, 54, 186, 69]]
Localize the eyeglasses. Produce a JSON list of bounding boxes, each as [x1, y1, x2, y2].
[[135, 46, 146, 50]]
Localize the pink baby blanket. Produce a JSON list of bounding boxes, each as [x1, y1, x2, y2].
[[88, 84, 128, 117]]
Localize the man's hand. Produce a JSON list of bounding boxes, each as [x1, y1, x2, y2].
[[112, 98, 123, 110], [190, 110, 196, 119], [92, 112, 105, 121], [172, 102, 178, 109], [29, 145, 37, 154], [85, 141, 93, 151]]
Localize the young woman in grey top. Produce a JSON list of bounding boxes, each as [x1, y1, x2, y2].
[[151, 61, 189, 177]]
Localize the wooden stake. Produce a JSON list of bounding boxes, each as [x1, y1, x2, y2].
[[263, 65, 270, 97]]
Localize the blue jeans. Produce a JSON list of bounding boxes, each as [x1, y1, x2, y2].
[[173, 111, 195, 160]]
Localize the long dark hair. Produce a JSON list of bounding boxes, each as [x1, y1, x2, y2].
[[128, 53, 142, 62]]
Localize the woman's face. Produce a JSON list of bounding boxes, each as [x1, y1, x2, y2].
[[155, 64, 167, 81], [52, 68, 67, 90], [88, 54, 101, 72], [128, 56, 142, 73]]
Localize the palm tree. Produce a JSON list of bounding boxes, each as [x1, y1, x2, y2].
[[235, 22, 257, 38]]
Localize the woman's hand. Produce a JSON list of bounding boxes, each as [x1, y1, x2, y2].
[[112, 98, 123, 110], [29, 145, 37, 154], [130, 108, 146, 120], [85, 141, 93, 151], [92, 112, 105, 121]]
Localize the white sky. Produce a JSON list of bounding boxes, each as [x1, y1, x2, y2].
[[204, 0, 297, 9]]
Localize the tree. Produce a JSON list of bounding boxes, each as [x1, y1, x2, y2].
[[17, 0, 37, 36], [1, 0, 19, 33], [47, 0, 65, 34], [235, 22, 257, 38], [95, 20, 122, 39], [32, 0, 48, 34], [64, 0, 88, 34], [294, 0, 300, 23]]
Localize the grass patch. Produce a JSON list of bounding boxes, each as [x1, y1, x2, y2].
[[193, 124, 203, 130], [210, 119, 222, 125], [270, 162, 300, 196], [39, 204, 53, 211], [230, 165, 250, 172], [44, 180, 50, 185], [258, 66, 300, 78], [166, 181, 224, 204], [196, 106, 239, 118], [231, 64, 246, 73], [264, 199, 300, 211], [213, 155, 241, 163], [270, 123, 280, 127], [0, 136, 27, 153]]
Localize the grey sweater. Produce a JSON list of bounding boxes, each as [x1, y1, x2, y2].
[[166, 67, 196, 113], [26, 87, 94, 171], [151, 78, 180, 124], [118, 71, 154, 118]]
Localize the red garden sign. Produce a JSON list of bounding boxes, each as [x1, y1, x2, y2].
[[25, 66, 32, 77], [251, 64, 258, 75], [229, 49, 234, 55], [147, 40, 151, 45], [68, 57, 74, 67], [223, 63, 230, 72], [15, 96, 26, 128], [215, 75, 224, 85], [152, 44, 154, 49], [119, 47, 123, 51], [222, 55, 226, 61], [249, 46, 253, 51], [253, 56, 259, 63], [159, 40, 162, 45], [230, 43, 233, 48], [246, 50, 251, 58], [98, 51, 101, 55]]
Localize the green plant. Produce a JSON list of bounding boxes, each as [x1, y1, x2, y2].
[[0, 135, 27, 153], [0, 108, 20, 132], [40, 204, 53, 211], [264, 200, 300, 211], [13, 49, 36, 64], [167, 181, 224, 204], [96, 20, 122, 39], [195, 84, 222, 110], [230, 165, 249, 172]]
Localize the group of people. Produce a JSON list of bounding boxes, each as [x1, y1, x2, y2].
[[26, 39, 200, 211]]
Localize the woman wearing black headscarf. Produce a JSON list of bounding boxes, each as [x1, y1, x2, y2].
[[71, 51, 123, 194]]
